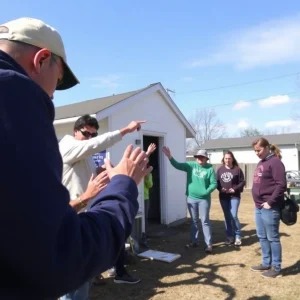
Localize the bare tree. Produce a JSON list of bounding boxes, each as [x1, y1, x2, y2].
[[188, 108, 227, 148], [240, 127, 263, 137], [240, 127, 290, 137], [263, 128, 278, 135]]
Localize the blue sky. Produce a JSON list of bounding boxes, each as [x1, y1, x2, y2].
[[3, 0, 300, 136]]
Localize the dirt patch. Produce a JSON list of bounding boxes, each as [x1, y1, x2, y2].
[[90, 191, 300, 300]]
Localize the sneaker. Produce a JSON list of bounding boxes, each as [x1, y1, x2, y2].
[[234, 238, 242, 246], [114, 272, 141, 284], [250, 264, 271, 272], [185, 242, 199, 249], [92, 274, 106, 286], [204, 245, 213, 254], [107, 267, 116, 278], [225, 237, 234, 245], [261, 267, 282, 278]]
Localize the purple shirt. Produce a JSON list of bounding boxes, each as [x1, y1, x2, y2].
[[251, 154, 286, 208], [217, 165, 245, 200]]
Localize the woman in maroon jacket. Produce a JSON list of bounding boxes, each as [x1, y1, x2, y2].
[[251, 138, 286, 279], [217, 151, 245, 246]]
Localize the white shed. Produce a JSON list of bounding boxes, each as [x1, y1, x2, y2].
[[54, 82, 195, 232]]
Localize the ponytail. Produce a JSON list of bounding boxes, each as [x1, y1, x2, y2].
[[252, 137, 282, 160], [270, 144, 282, 160]]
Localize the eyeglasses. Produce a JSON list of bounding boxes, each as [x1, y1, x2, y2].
[[80, 130, 98, 138]]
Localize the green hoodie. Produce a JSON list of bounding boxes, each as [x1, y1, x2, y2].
[[169, 157, 217, 201]]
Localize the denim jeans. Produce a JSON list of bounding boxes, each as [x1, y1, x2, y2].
[[187, 197, 212, 246], [59, 280, 92, 300], [219, 198, 241, 239], [255, 207, 282, 271]]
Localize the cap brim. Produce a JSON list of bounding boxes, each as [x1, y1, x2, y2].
[[194, 155, 209, 159], [56, 61, 79, 91]]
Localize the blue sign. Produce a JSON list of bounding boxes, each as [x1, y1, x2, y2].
[[92, 150, 106, 167]]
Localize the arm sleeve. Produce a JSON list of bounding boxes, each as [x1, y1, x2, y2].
[[268, 160, 287, 206], [169, 157, 190, 172], [60, 131, 122, 164], [216, 168, 222, 191], [206, 168, 218, 194], [0, 77, 138, 298], [235, 168, 246, 192]]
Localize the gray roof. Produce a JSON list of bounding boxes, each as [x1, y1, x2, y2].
[[202, 133, 300, 150], [55, 87, 150, 120]]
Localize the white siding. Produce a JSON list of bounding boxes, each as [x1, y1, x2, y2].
[[109, 91, 187, 225]]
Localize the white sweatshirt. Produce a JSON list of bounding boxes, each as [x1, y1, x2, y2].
[[59, 130, 122, 201]]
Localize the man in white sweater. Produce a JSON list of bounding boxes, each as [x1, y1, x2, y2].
[[59, 114, 145, 203], [59, 114, 144, 299]]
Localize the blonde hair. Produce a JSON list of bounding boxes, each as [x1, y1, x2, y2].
[[252, 137, 282, 160]]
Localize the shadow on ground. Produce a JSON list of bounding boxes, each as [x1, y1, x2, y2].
[[248, 296, 272, 300], [90, 219, 292, 300], [91, 220, 246, 300]]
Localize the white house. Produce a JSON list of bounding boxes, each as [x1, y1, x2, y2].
[[193, 133, 300, 188], [201, 133, 300, 170], [54, 82, 195, 233]]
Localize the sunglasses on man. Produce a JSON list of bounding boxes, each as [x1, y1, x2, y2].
[[80, 130, 98, 138]]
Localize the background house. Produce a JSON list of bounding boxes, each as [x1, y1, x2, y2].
[[54, 82, 195, 234], [187, 133, 300, 188]]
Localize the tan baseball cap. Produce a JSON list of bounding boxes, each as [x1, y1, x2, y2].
[[0, 17, 79, 90]]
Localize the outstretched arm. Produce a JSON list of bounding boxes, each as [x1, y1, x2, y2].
[[60, 120, 146, 164], [162, 146, 189, 172]]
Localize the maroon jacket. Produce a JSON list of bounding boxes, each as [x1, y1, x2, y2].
[[252, 154, 286, 208]]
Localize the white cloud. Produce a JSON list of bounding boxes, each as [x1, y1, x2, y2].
[[184, 14, 300, 70], [265, 120, 294, 128], [258, 95, 290, 108], [232, 101, 251, 110], [88, 74, 121, 89], [237, 120, 249, 128], [181, 76, 194, 82]]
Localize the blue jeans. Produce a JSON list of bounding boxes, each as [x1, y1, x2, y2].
[[220, 198, 241, 239], [59, 280, 92, 300], [255, 207, 282, 271], [187, 198, 212, 246]]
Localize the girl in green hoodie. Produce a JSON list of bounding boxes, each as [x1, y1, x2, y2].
[[162, 147, 217, 253]]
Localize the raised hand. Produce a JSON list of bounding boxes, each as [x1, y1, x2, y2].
[[162, 146, 172, 159], [104, 145, 153, 185], [120, 121, 146, 136], [83, 172, 110, 200], [146, 143, 156, 156]]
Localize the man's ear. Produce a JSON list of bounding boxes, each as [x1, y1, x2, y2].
[[33, 48, 51, 74]]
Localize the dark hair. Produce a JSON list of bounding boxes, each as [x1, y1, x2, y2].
[[252, 137, 282, 159], [74, 114, 99, 131], [222, 151, 239, 167]]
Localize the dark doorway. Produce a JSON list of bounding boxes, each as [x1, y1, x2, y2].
[[143, 135, 161, 224]]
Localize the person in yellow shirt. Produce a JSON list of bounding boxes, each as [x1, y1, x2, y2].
[[142, 143, 156, 247]]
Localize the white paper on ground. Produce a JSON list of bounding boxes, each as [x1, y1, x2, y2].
[[138, 249, 181, 263]]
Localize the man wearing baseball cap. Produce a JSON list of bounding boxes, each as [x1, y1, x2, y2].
[[0, 17, 148, 299]]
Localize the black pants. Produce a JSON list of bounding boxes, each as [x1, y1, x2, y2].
[[115, 245, 126, 276], [144, 199, 150, 234]]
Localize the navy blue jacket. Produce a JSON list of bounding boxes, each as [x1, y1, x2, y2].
[[0, 50, 139, 299]]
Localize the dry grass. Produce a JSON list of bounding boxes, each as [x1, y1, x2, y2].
[[90, 191, 300, 300]]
